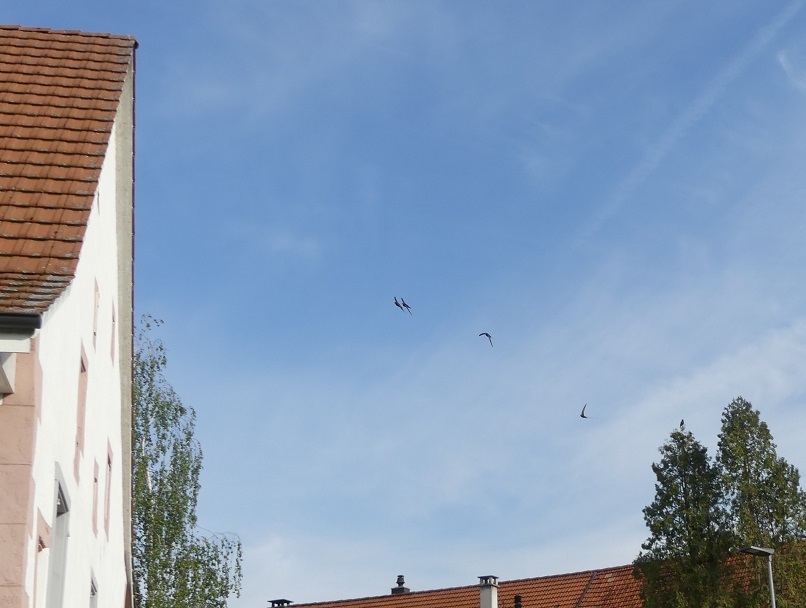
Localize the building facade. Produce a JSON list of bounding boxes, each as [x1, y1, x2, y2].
[[0, 26, 136, 608]]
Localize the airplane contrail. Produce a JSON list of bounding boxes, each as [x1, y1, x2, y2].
[[582, 0, 805, 240]]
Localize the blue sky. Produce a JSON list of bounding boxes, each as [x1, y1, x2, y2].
[[6, 1, 806, 605]]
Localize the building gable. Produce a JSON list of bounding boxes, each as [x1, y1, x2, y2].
[[0, 25, 136, 314]]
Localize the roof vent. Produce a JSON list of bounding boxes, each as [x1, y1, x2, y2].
[[391, 575, 410, 595], [514, 595, 523, 608], [269, 600, 292, 607]]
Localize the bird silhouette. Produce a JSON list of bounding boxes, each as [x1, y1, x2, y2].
[[401, 298, 412, 315], [394, 297, 405, 312], [580, 403, 588, 419], [479, 332, 493, 347], [680, 419, 685, 428]]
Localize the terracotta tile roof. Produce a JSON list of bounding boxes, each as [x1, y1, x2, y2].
[[289, 565, 642, 608], [0, 25, 136, 314]]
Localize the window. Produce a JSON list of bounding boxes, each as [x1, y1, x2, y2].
[[89, 577, 98, 608], [109, 307, 116, 363], [46, 482, 70, 608], [92, 282, 100, 349], [92, 460, 99, 536], [104, 446, 113, 537], [74, 350, 88, 481], [34, 510, 52, 608], [0, 352, 15, 395]]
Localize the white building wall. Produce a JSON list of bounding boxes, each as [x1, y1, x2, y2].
[[25, 82, 133, 608]]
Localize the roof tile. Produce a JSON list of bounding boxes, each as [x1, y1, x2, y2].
[[289, 566, 643, 608], [0, 25, 136, 314]]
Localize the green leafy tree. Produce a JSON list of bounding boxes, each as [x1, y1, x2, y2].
[[133, 317, 242, 607], [717, 396, 806, 544], [635, 427, 740, 608], [717, 397, 806, 607]]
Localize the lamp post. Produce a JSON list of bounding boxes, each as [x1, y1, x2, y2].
[[739, 546, 776, 608]]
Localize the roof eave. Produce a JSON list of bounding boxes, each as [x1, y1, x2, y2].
[[0, 312, 42, 333]]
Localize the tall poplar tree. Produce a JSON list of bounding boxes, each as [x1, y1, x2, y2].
[[637, 399, 806, 607], [717, 397, 806, 607], [635, 427, 739, 608], [717, 396, 806, 544], [133, 317, 242, 607]]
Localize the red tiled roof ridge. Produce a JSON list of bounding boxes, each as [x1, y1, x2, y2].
[[0, 24, 137, 47], [288, 582, 478, 607], [289, 564, 638, 608], [500, 563, 634, 585]]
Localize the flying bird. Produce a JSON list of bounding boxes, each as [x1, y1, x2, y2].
[[580, 403, 588, 419], [479, 332, 493, 347], [401, 298, 412, 315], [394, 297, 405, 312]]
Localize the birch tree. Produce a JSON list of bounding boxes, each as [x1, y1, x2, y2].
[[133, 317, 242, 607]]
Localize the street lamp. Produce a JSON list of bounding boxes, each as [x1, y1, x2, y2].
[[739, 546, 776, 608]]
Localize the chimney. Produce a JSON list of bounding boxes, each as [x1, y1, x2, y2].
[[391, 575, 410, 594], [479, 576, 499, 608], [269, 600, 292, 607]]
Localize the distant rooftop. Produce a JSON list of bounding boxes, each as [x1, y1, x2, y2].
[[284, 565, 642, 608]]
